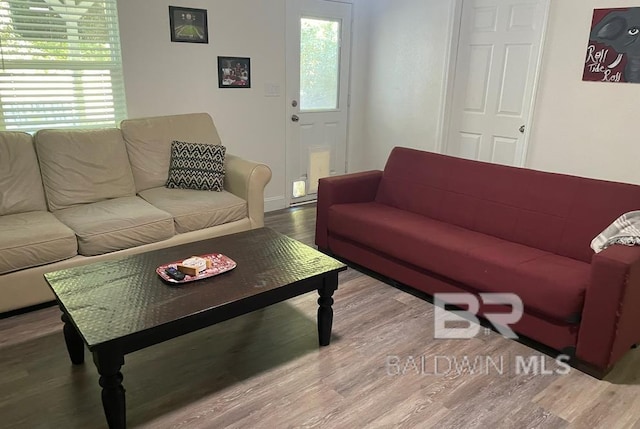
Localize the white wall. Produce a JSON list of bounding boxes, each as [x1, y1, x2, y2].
[[348, 0, 455, 171], [351, 0, 640, 185], [116, 0, 461, 207], [345, 1, 371, 173], [117, 0, 287, 210], [527, 0, 640, 185], [118, 0, 640, 210]]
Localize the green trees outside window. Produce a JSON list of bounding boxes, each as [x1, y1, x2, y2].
[[300, 17, 340, 111]]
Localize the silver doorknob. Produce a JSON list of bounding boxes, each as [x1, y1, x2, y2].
[[291, 115, 299, 122], [519, 125, 525, 133]]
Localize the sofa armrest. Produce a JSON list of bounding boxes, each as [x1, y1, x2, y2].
[[224, 154, 272, 228], [315, 170, 383, 249], [576, 245, 640, 372]]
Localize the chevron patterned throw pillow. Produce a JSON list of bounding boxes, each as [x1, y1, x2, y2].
[[166, 141, 226, 191]]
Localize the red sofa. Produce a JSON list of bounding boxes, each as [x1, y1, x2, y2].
[[316, 147, 640, 378]]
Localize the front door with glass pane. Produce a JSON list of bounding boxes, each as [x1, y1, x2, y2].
[[285, 0, 352, 205]]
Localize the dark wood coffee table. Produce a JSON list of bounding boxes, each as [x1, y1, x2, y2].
[[44, 227, 346, 429]]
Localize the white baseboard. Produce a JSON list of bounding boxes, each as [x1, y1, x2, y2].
[[264, 195, 286, 212]]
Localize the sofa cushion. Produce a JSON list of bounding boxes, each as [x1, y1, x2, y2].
[[0, 211, 77, 274], [0, 132, 48, 216], [120, 113, 222, 192], [166, 141, 226, 191], [54, 196, 175, 256], [138, 187, 247, 233], [34, 128, 136, 211], [328, 202, 590, 324]]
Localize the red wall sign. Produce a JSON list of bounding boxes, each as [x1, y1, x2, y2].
[[583, 8, 640, 83]]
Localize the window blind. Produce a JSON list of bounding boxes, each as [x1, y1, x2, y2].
[[0, 0, 127, 132]]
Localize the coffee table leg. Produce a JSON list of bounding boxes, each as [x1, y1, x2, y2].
[[318, 274, 338, 346], [93, 350, 126, 429], [60, 310, 84, 365]]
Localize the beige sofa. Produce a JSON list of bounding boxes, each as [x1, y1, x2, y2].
[[0, 113, 272, 313]]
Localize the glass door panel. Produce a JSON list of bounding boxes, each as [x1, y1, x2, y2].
[[300, 17, 340, 111]]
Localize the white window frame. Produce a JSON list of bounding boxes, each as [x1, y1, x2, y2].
[[0, 0, 127, 132]]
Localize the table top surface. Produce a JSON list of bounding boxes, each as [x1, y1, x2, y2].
[[45, 228, 346, 349]]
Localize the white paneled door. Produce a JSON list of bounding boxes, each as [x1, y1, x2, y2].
[[446, 0, 549, 166], [285, 0, 352, 205]]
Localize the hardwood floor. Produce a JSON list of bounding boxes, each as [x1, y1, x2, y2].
[[2, 204, 640, 428]]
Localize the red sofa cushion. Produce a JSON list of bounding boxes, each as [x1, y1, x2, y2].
[[375, 148, 640, 262], [328, 202, 590, 324]]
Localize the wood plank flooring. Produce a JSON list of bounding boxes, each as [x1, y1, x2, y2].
[[1, 204, 640, 428]]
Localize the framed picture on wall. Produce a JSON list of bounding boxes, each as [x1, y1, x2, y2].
[[169, 6, 208, 44], [217, 56, 251, 88], [583, 8, 640, 83]]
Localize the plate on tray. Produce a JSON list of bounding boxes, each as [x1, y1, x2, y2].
[[156, 253, 237, 284]]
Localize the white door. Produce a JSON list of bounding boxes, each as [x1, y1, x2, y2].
[[445, 0, 549, 166], [285, 0, 352, 205]]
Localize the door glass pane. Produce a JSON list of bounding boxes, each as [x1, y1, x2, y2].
[[300, 17, 340, 111]]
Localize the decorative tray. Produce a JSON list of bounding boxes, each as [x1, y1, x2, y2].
[[156, 253, 237, 284]]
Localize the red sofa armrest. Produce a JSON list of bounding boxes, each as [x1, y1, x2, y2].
[[576, 245, 640, 372], [315, 170, 383, 249]]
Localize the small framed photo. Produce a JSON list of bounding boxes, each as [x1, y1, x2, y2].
[[169, 6, 208, 44], [217, 56, 251, 88]]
